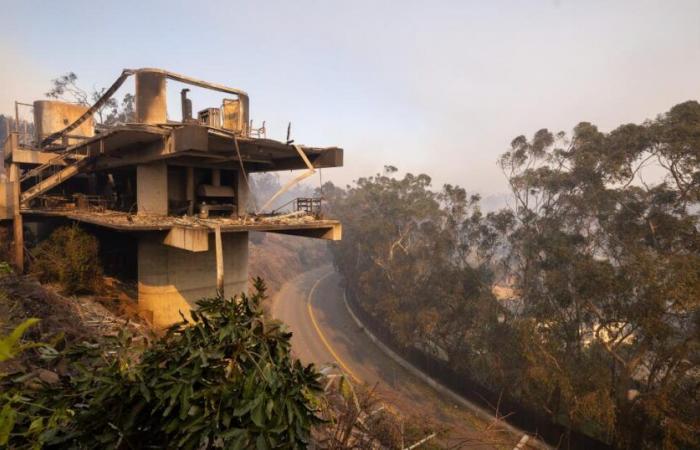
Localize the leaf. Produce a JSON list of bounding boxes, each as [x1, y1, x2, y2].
[[338, 376, 352, 402], [251, 401, 266, 428], [28, 416, 44, 434], [0, 403, 17, 445], [139, 381, 151, 402], [233, 396, 260, 417], [187, 405, 200, 417], [231, 430, 249, 450], [0, 318, 40, 361], [256, 433, 270, 450], [265, 399, 274, 420]]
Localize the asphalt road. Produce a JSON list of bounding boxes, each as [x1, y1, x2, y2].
[[272, 265, 521, 449]]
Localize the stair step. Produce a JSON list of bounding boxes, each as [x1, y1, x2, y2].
[[20, 159, 89, 204], [20, 153, 87, 183]]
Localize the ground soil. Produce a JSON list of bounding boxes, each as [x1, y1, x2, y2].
[[0, 270, 150, 374]]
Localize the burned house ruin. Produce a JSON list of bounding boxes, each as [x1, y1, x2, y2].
[[1, 68, 342, 327]]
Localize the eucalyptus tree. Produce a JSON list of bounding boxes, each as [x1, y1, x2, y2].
[[496, 101, 700, 447]]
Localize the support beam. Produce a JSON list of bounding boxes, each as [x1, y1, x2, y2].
[[265, 223, 342, 241], [10, 148, 79, 166], [215, 225, 224, 298], [163, 226, 209, 252], [9, 164, 23, 272], [20, 162, 83, 204]]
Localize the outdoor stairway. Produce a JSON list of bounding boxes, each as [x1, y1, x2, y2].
[[19, 151, 90, 205]]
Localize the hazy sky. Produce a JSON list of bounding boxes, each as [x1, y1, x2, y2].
[[2, 0, 699, 195]]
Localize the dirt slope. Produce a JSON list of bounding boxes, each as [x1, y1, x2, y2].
[[248, 232, 331, 294]]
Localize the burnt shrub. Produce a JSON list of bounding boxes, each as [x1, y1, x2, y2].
[[0, 225, 11, 262], [32, 225, 102, 295]]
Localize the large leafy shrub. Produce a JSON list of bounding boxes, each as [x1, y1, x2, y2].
[[1, 279, 323, 449]]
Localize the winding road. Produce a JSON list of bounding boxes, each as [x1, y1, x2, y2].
[[272, 265, 529, 449]]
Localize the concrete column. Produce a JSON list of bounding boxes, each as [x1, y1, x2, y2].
[[9, 164, 23, 272], [137, 162, 168, 216], [135, 71, 167, 124], [137, 231, 248, 328]]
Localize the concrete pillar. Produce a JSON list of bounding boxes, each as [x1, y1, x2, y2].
[[137, 232, 248, 328], [9, 164, 23, 272], [135, 71, 167, 124], [137, 162, 168, 216]]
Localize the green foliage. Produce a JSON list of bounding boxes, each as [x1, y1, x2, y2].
[[1, 279, 323, 449], [327, 102, 700, 449], [324, 167, 492, 348], [0, 318, 40, 362], [496, 101, 700, 448], [31, 225, 102, 295], [0, 319, 51, 447]]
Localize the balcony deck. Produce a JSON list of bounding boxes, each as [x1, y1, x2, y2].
[[22, 207, 341, 241]]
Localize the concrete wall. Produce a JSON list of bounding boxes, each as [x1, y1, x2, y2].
[[137, 162, 168, 215], [137, 231, 249, 327]]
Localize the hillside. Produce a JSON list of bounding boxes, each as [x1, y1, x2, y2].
[[248, 231, 331, 294]]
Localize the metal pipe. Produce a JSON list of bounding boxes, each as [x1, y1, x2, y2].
[[41, 68, 250, 147]]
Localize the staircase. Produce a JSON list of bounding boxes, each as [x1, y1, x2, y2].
[[19, 150, 90, 205]]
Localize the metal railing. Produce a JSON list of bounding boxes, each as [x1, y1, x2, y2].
[[270, 197, 322, 216]]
